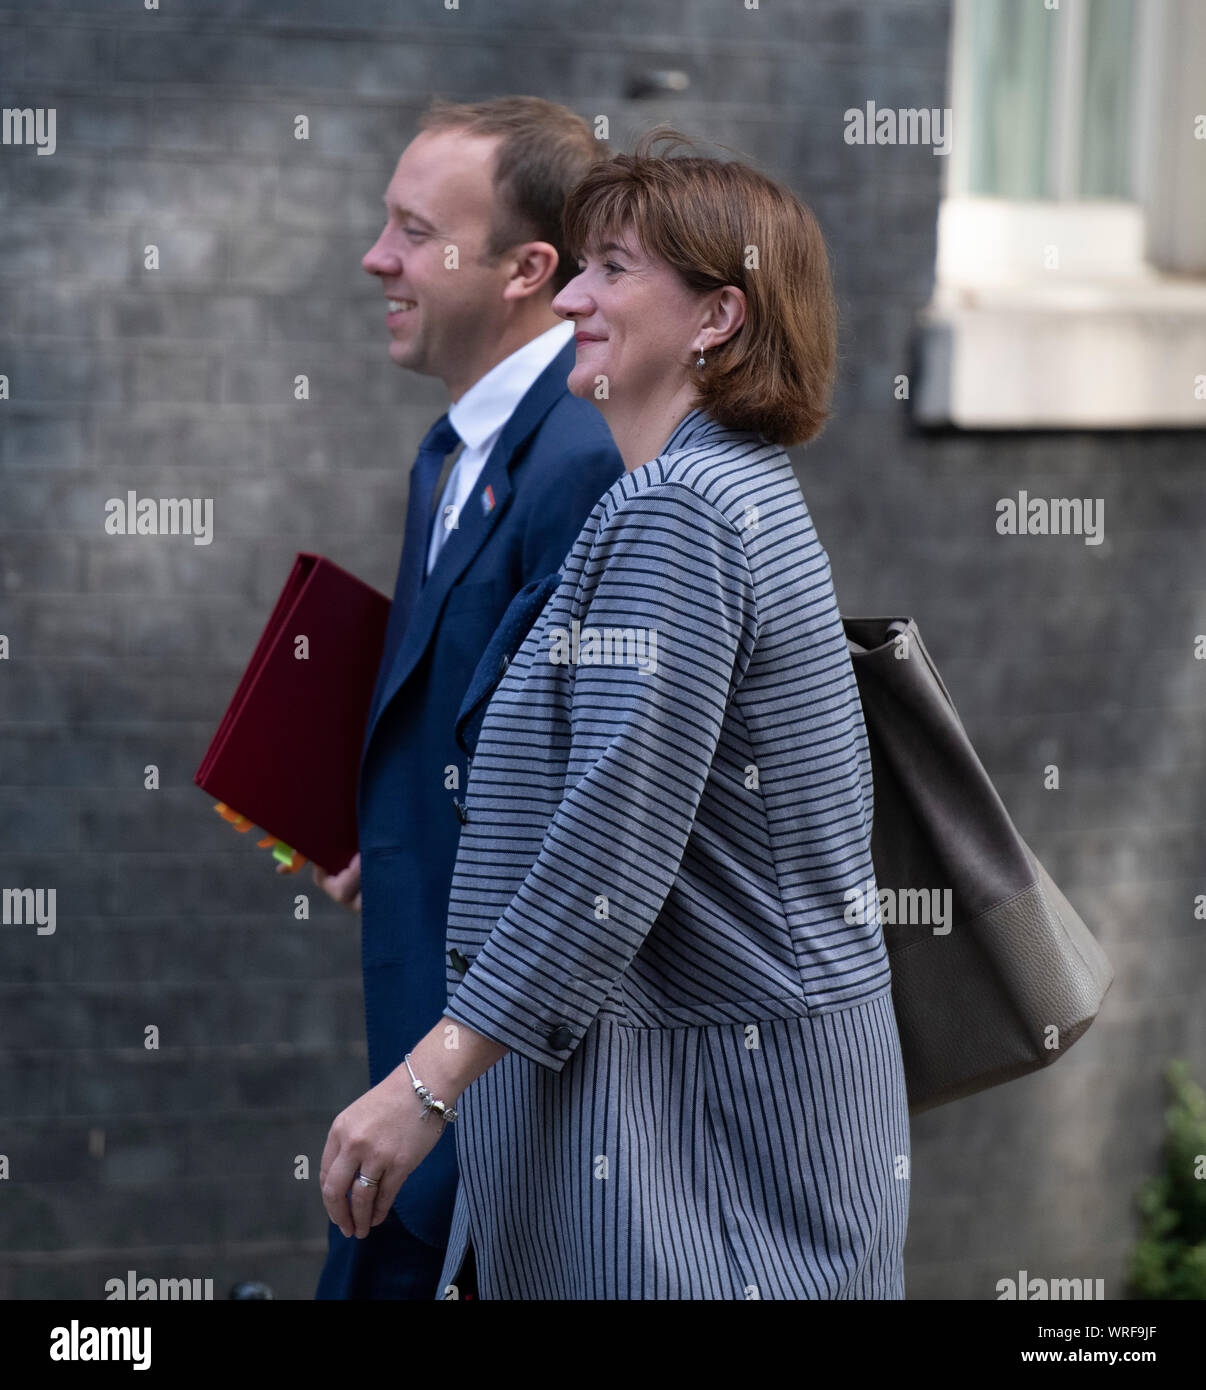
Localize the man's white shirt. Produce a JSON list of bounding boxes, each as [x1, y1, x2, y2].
[[426, 319, 575, 576]]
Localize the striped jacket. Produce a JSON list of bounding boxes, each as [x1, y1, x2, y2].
[[434, 407, 910, 1299]]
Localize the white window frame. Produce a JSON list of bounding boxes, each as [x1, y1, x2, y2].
[[915, 0, 1206, 429]]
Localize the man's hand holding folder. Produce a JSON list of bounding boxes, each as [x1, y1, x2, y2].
[[280, 849, 362, 912]]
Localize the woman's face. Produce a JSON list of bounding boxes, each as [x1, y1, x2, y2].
[[552, 227, 710, 411]]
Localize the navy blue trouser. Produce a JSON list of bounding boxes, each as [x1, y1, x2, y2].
[[315, 1211, 447, 1301]]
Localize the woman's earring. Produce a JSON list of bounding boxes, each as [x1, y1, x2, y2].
[[696, 343, 706, 368]]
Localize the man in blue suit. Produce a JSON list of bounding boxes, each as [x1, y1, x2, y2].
[[311, 97, 622, 1299]]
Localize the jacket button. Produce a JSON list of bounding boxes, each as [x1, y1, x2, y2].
[[453, 797, 469, 825], [497, 653, 510, 680], [448, 949, 469, 975], [547, 1024, 573, 1050]]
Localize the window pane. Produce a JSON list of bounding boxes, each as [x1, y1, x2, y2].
[[1079, 0, 1135, 197], [965, 0, 1055, 198]]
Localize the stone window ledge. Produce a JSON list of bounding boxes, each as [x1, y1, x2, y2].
[[913, 199, 1206, 429]]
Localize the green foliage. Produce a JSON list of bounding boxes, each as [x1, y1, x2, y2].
[[1128, 1060, 1206, 1299]]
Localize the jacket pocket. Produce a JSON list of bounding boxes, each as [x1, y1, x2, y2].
[[443, 579, 503, 616]]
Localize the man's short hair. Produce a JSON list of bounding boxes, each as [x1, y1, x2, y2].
[[419, 96, 609, 294], [562, 127, 839, 448]]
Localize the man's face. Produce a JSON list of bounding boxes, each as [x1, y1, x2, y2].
[[362, 129, 510, 386]]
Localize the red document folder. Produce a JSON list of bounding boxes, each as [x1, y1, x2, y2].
[[195, 553, 391, 874]]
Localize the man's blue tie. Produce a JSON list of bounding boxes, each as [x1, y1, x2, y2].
[[375, 412, 461, 699]]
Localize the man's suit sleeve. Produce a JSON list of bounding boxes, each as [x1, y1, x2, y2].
[[444, 483, 760, 1072], [519, 442, 621, 581]]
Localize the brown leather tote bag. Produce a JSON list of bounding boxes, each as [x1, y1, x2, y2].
[[844, 616, 1114, 1114]]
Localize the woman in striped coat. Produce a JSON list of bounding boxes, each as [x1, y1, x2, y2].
[[320, 131, 910, 1298]]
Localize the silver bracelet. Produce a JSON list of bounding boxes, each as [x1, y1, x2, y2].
[[404, 1053, 458, 1124]]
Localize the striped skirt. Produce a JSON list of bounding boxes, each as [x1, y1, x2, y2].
[[438, 990, 910, 1299]]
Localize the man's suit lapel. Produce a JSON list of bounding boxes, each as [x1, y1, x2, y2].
[[362, 338, 576, 755], [454, 569, 563, 758]]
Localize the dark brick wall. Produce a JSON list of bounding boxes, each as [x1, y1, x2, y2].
[[1, 0, 1201, 1300]]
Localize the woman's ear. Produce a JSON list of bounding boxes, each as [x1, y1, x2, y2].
[[703, 284, 747, 350]]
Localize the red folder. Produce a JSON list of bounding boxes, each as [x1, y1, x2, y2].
[[195, 553, 391, 874]]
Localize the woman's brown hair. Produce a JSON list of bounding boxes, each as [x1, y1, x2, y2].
[[561, 128, 838, 447]]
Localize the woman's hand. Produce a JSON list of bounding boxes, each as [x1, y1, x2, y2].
[[319, 1018, 509, 1238], [319, 1065, 446, 1238]]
